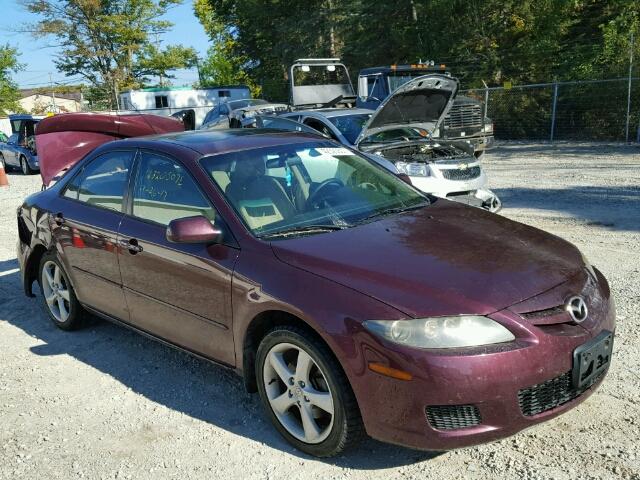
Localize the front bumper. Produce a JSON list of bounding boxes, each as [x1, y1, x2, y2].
[[409, 167, 487, 197], [349, 271, 615, 451], [442, 133, 495, 152]]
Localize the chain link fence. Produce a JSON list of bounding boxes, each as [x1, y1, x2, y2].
[[463, 77, 640, 142]]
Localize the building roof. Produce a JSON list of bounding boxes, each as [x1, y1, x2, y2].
[[20, 89, 82, 102]]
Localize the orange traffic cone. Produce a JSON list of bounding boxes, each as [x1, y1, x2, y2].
[[0, 161, 9, 188]]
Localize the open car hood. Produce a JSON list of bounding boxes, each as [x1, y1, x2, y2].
[[355, 74, 459, 147], [35, 113, 184, 185]]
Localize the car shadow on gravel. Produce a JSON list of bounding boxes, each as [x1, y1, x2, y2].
[[0, 264, 441, 469], [491, 142, 640, 158], [494, 185, 640, 232]]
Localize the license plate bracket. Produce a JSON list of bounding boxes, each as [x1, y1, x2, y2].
[[572, 330, 613, 390]]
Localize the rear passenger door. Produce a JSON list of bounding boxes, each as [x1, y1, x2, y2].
[[54, 150, 135, 321], [117, 150, 239, 365]]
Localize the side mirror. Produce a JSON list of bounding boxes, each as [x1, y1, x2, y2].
[[166, 215, 222, 244], [396, 173, 413, 185]]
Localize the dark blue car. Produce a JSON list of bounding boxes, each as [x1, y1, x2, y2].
[[0, 114, 41, 175]]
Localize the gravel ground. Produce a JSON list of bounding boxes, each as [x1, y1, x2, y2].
[[1, 142, 639, 480]]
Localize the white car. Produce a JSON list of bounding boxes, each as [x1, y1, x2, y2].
[[281, 74, 501, 212]]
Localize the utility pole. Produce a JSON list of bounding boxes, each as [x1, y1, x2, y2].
[[49, 73, 57, 113], [625, 31, 634, 143]]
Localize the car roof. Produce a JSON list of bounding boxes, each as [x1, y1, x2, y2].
[[9, 114, 42, 121], [112, 128, 329, 158], [294, 108, 374, 118]]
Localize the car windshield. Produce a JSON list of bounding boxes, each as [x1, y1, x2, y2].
[[200, 141, 428, 239], [327, 114, 371, 144], [388, 72, 427, 93], [227, 99, 269, 110]]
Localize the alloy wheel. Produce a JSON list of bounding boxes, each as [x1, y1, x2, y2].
[[41, 260, 72, 323], [262, 342, 335, 444]]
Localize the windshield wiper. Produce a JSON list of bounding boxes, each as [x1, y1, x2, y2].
[[353, 202, 430, 226], [258, 224, 346, 239]]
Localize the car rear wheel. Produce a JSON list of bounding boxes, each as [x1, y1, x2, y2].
[[256, 325, 364, 457], [39, 252, 84, 330], [20, 156, 33, 175]]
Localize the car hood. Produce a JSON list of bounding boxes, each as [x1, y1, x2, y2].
[[271, 201, 584, 318], [355, 74, 459, 147]]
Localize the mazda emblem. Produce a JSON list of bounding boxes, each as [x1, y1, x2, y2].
[[566, 296, 588, 323]]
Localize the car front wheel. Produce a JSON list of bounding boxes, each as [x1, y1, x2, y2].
[[256, 325, 364, 457], [38, 252, 84, 330]]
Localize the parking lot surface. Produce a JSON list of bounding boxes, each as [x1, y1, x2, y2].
[[1, 142, 639, 479]]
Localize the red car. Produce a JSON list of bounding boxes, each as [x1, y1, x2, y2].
[[17, 113, 614, 457]]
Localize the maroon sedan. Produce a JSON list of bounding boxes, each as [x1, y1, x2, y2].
[[18, 125, 614, 457]]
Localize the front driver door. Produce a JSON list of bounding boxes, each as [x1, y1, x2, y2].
[[117, 150, 239, 365]]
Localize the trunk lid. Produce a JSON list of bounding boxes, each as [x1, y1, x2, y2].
[[35, 113, 184, 185]]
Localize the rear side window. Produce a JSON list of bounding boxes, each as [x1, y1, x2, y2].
[[132, 152, 216, 226], [63, 151, 134, 212]]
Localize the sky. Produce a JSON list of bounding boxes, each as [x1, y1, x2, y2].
[[0, 0, 211, 89]]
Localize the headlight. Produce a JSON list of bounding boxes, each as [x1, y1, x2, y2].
[[363, 316, 515, 349], [395, 161, 430, 177], [483, 122, 494, 133]]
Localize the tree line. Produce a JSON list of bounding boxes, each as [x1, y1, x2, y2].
[[196, 0, 640, 100], [0, 0, 638, 116]]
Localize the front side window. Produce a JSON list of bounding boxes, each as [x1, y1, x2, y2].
[[132, 152, 215, 226], [63, 151, 134, 212], [304, 119, 338, 141], [201, 141, 427, 238]]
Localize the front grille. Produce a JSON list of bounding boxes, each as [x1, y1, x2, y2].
[[518, 370, 603, 416], [441, 166, 481, 181], [520, 305, 567, 321], [444, 103, 483, 129], [426, 404, 481, 430]]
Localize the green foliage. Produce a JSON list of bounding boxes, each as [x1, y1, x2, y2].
[[24, 0, 197, 109], [0, 45, 24, 115], [198, 0, 640, 93], [193, 0, 261, 96]]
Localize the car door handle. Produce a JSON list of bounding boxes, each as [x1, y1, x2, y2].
[[53, 213, 65, 225], [119, 238, 143, 254]]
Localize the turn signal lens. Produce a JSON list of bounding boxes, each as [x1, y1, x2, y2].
[[368, 362, 413, 381]]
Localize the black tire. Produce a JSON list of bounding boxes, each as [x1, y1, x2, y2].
[[38, 251, 84, 331], [21, 155, 33, 175], [256, 325, 364, 457]]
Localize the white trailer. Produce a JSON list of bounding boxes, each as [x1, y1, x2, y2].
[[119, 86, 251, 128]]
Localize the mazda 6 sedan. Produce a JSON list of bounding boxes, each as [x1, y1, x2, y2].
[[17, 129, 615, 457]]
